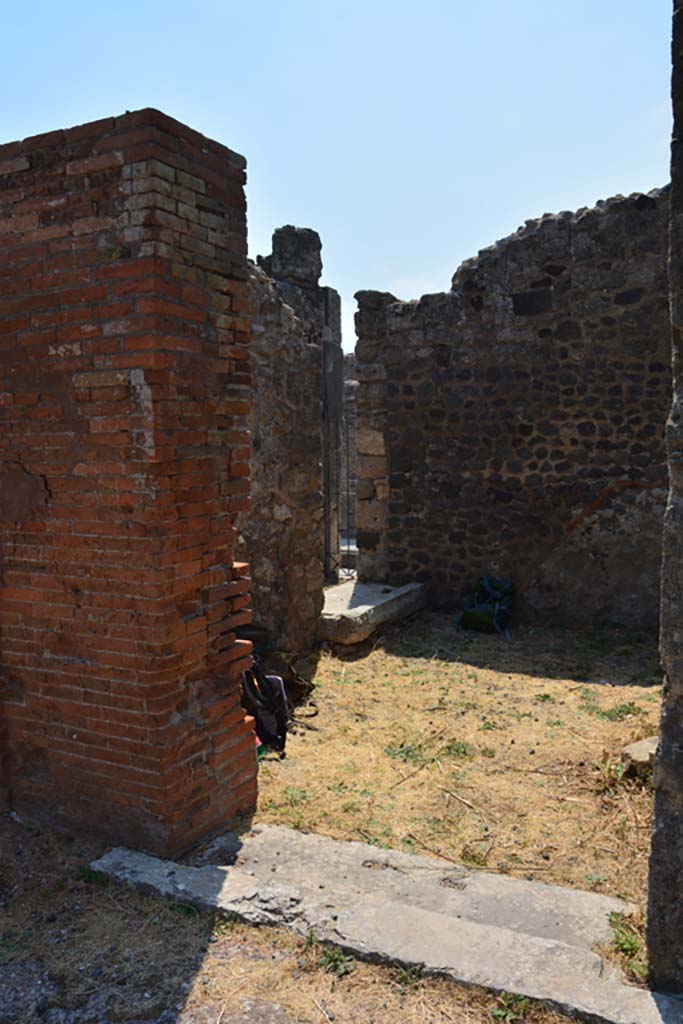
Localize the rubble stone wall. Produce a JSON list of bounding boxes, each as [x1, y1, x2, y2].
[[648, 0, 683, 989], [355, 190, 671, 626], [0, 110, 256, 855], [238, 228, 342, 653], [240, 262, 325, 653]]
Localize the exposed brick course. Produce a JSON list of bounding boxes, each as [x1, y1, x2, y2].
[[0, 110, 256, 855]]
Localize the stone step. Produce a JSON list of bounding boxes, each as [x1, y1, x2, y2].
[[191, 824, 627, 953], [93, 825, 683, 1024], [318, 579, 426, 644]]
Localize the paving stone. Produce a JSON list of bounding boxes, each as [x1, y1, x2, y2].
[[94, 825, 683, 1024]]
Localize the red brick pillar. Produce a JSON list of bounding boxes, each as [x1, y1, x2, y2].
[[0, 109, 257, 855]]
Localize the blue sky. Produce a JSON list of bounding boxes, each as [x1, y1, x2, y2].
[[1, 1, 672, 350]]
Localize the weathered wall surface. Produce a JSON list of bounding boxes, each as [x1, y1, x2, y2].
[[238, 227, 342, 653], [239, 262, 325, 653], [341, 354, 358, 541], [258, 227, 343, 585], [648, 0, 683, 990], [355, 190, 670, 626], [0, 110, 256, 855]]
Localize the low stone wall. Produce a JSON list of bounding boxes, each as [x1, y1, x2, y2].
[[355, 189, 671, 626], [238, 227, 342, 653]]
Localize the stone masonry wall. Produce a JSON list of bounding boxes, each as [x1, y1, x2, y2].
[[238, 261, 324, 653], [258, 228, 343, 585], [648, 0, 683, 989], [0, 110, 256, 855], [355, 190, 670, 626], [237, 227, 342, 653]]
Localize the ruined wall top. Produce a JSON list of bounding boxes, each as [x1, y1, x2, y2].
[[258, 225, 323, 287], [355, 188, 669, 337], [452, 186, 668, 287]]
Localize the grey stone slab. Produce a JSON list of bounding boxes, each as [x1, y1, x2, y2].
[[93, 825, 683, 1024], [318, 580, 426, 644], [622, 736, 658, 777], [192, 824, 628, 951]]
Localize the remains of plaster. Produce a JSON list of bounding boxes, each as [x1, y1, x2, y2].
[[354, 189, 671, 626]]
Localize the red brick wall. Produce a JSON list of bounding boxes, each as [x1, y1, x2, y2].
[[0, 110, 257, 855]]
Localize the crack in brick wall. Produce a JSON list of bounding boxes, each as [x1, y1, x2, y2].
[[0, 109, 257, 855]]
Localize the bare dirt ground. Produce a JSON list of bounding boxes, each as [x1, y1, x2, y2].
[[0, 612, 660, 1021], [0, 818, 567, 1024], [259, 611, 661, 980], [261, 612, 659, 904]]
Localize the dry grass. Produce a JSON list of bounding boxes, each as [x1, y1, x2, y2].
[[0, 817, 569, 1023], [259, 612, 660, 906], [1, 612, 660, 1020]]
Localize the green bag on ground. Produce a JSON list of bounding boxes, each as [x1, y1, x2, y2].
[[460, 575, 514, 635]]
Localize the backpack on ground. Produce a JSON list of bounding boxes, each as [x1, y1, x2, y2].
[[241, 659, 289, 755], [459, 575, 514, 637]]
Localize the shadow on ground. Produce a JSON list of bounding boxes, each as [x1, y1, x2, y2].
[[329, 609, 662, 690], [0, 814, 292, 1024]]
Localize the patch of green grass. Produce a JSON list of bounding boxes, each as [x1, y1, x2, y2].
[[594, 753, 627, 794], [168, 902, 199, 918], [480, 720, 497, 731], [331, 672, 366, 685], [492, 992, 531, 1022], [318, 947, 356, 977], [580, 690, 642, 722], [442, 739, 471, 758], [609, 912, 647, 980], [600, 701, 641, 722], [480, 747, 496, 758], [212, 911, 240, 934], [534, 693, 556, 704], [76, 866, 110, 888], [284, 786, 309, 805], [0, 936, 29, 964], [384, 738, 432, 764], [327, 781, 349, 794], [393, 963, 425, 989]]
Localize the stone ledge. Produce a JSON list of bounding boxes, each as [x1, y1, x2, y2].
[[318, 580, 426, 645]]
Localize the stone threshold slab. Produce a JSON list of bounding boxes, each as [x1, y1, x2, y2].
[[93, 825, 683, 1024], [318, 579, 426, 644]]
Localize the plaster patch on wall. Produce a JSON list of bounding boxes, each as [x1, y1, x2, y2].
[[129, 368, 156, 457], [0, 462, 49, 524]]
